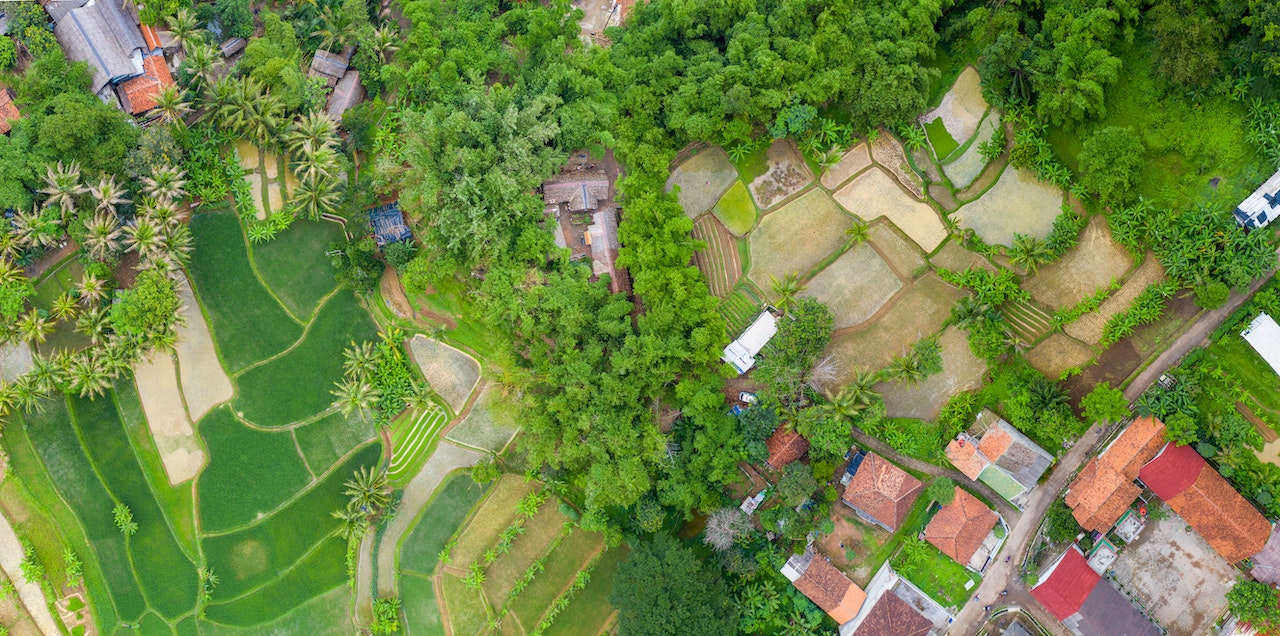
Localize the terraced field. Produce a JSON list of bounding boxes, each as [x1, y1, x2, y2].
[[390, 404, 451, 483], [691, 214, 742, 298]]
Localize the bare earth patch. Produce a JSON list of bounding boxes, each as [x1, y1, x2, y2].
[[800, 243, 903, 331], [266, 181, 285, 214], [879, 327, 986, 420], [666, 146, 739, 219], [134, 352, 205, 485], [1024, 216, 1134, 310], [869, 133, 924, 199], [827, 274, 963, 384], [0, 342, 33, 382], [929, 239, 995, 273], [820, 143, 872, 190], [1065, 255, 1165, 345], [748, 139, 815, 210], [262, 152, 281, 180], [867, 223, 925, 280], [175, 276, 233, 421], [747, 189, 855, 292], [1110, 510, 1236, 636], [833, 168, 947, 252], [407, 335, 481, 413], [1026, 332, 1096, 378], [954, 167, 1063, 247], [920, 67, 989, 145], [235, 141, 259, 171], [247, 173, 268, 221], [942, 113, 1001, 190]]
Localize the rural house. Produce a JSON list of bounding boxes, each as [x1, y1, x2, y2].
[[842, 562, 951, 636], [1030, 546, 1158, 636], [764, 428, 808, 470], [1138, 442, 1270, 563], [1250, 525, 1280, 585], [722, 311, 778, 374], [1242, 313, 1280, 375], [307, 48, 351, 88], [541, 158, 628, 294], [1064, 416, 1166, 532], [780, 548, 867, 627], [1234, 168, 1280, 229], [841, 452, 922, 532], [922, 487, 1003, 572], [49, 0, 157, 103], [117, 54, 175, 115], [0, 89, 21, 135], [945, 409, 1053, 508], [326, 70, 365, 122]]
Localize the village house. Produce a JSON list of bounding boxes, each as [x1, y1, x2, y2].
[[781, 548, 867, 628], [1243, 312, 1280, 374], [841, 452, 922, 532], [1233, 168, 1280, 229], [722, 310, 778, 374], [841, 562, 951, 636], [922, 487, 1004, 573], [0, 89, 21, 135], [945, 409, 1053, 508], [764, 428, 808, 471], [1030, 546, 1158, 636], [541, 155, 629, 294], [47, 0, 174, 112], [1064, 416, 1166, 532]]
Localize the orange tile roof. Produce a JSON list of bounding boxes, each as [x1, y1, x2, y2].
[[0, 90, 19, 135], [766, 428, 809, 469], [924, 487, 999, 565], [852, 592, 933, 636], [118, 55, 174, 115], [842, 452, 923, 531], [1100, 416, 1166, 478], [140, 24, 162, 51], [1065, 417, 1166, 532], [946, 438, 988, 480], [793, 557, 867, 623], [978, 427, 1013, 460]]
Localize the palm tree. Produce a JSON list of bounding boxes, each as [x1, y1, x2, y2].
[[142, 165, 188, 205], [67, 352, 111, 398], [155, 224, 194, 271], [769, 272, 805, 313], [222, 79, 284, 149], [75, 307, 109, 345], [331, 377, 378, 419], [153, 86, 192, 128], [88, 175, 129, 214], [39, 161, 86, 215], [845, 221, 870, 246], [952, 295, 995, 328], [287, 111, 340, 155], [311, 6, 355, 52], [26, 355, 63, 394], [147, 201, 181, 227], [0, 232, 22, 260], [12, 207, 62, 249], [1007, 233, 1052, 274], [51, 293, 78, 322], [370, 25, 400, 63], [343, 466, 390, 514], [343, 341, 379, 379], [0, 381, 17, 416], [183, 41, 218, 94], [81, 211, 122, 262], [75, 274, 108, 307], [290, 174, 342, 221], [17, 309, 54, 345], [164, 8, 201, 53], [887, 354, 924, 385], [123, 217, 163, 263], [332, 505, 370, 540], [826, 371, 881, 420], [292, 140, 340, 182]]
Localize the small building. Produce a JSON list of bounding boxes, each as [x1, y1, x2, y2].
[[1030, 546, 1158, 636], [1243, 313, 1280, 376], [1084, 538, 1118, 575], [922, 487, 1002, 572], [541, 161, 627, 294], [841, 562, 951, 636], [219, 37, 247, 59], [764, 428, 808, 471], [116, 55, 174, 115], [308, 48, 351, 88], [0, 88, 21, 135], [722, 311, 778, 374], [841, 452, 923, 532], [51, 0, 150, 100], [781, 548, 867, 626], [326, 69, 364, 122], [1138, 441, 1270, 563], [1233, 169, 1280, 229], [1112, 508, 1145, 543], [367, 201, 411, 246], [1250, 524, 1280, 586], [945, 410, 1053, 508], [1064, 416, 1166, 533], [543, 178, 610, 214]]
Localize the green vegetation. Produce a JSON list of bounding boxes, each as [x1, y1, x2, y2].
[[924, 119, 960, 160], [399, 473, 488, 575], [196, 407, 312, 532], [388, 403, 449, 482], [711, 181, 757, 235], [250, 219, 345, 318], [892, 538, 980, 607], [294, 410, 376, 473]]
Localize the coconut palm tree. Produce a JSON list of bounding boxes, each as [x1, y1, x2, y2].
[[67, 352, 111, 398], [51, 293, 78, 322], [343, 466, 390, 514], [75, 274, 108, 307], [164, 8, 201, 53], [292, 140, 341, 182], [142, 165, 188, 205], [17, 309, 54, 345], [886, 354, 924, 385], [26, 354, 63, 394], [769, 272, 805, 313], [332, 505, 370, 540], [0, 232, 22, 260], [0, 257, 20, 286], [39, 161, 87, 215], [311, 6, 355, 52], [343, 341, 379, 380], [1007, 233, 1052, 274], [88, 176, 129, 214], [845, 221, 870, 246], [223, 79, 284, 149], [826, 371, 881, 421], [153, 86, 192, 128], [183, 40, 219, 94], [290, 175, 342, 221], [0, 381, 17, 416], [81, 211, 122, 262], [12, 207, 62, 249], [287, 111, 340, 155], [370, 25, 400, 63], [124, 217, 163, 262], [12, 378, 44, 413], [155, 224, 194, 271], [75, 307, 109, 345], [331, 377, 378, 419]]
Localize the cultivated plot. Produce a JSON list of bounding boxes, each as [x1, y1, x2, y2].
[[942, 113, 1001, 189], [747, 139, 814, 210], [1065, 255, 1165, 345], [799, 243, 903, 330], [691, 214, 742, 298], [748, 189, 855, 292], [389, 403, 451, 483], [868, 223, 926, 279], [408, 335, 481, 413], [174, 275, 233, 421], [666, 147, 739, 219], [820, 143, 872, 190], [1024, 216, 1133, 310], [0, 341, 33, 382], [878, 327, 986, 420], [196, 407, 313, 532], [833, 168, 947, 252], [445, 384, 519, 453], [920, 66, 989, 146], [251, 219, 345, 319], [869, 133, 925, 199], [133, 351, 204, 485], [1026, 332, 1096, 378], [929, 239, 994, 273], [826, 275, 963, 383], [711, 180, 757, 235], [953, 168, 1063, 246]]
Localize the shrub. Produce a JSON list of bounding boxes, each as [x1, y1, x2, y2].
[[0, 38, 15, 70]]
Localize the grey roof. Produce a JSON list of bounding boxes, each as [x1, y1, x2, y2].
[[219, 37, 246, 58], [326, 69, 364, 121], [45, 0, 90, 24], [990, 421, 1054, 490], [1236, 169, 1280, 229], [1252, 523, 1280, 585], [1000, 622, 1035, 636], [308, 49, 350, 86], [543, 178, 609, 213], [1066, 580, 1159, 636], [53, 0, 147, 93]]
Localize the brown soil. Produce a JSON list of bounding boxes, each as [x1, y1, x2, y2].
[[929, 238, 995, 273], [1063, 339, 1142, 409], [869, 132, 925, 199], [748, 139, 815, 209], [1024, 216, 1135, 311], [1026, 332, 1095, 379], [930, 183, 960, 212], [879, 326, 987, 420], [867, 222, 926, 280], [1239, 402, 1278, 442], [379, 267, 413, 319], [955, 124, 1012, 203]]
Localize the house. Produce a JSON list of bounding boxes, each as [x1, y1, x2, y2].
[[326, 70, 364, 122], [1030, 546, 1158, 636], [722, 311, 778, 374], [543, 179, 610, 214], [541, 160, 627, 294], [116, 54, 174, 115], [923, 487, 1002, 572], [781, 549, 867, 626], [368, 201, 411, 246], [840, 562, 951, 636], [219, 37, 247, 59], [1250, 524, 1280, 585], [841, 452, 923, 532], [50, 0, 150, 100], [1138, 442, 1270, 563], [0, 88, 21, 135], [1243, 313, 1280, 376], [1064, 416, 1166, 532], [945, 410, 1053, 508], [308, 48, 351, 88], [1234, 168, 1280, 229], [764, 428, 808, 470]]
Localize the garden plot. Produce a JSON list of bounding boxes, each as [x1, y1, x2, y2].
[[879, 327, 986, 420], [389, 404, 451, 483], [747, 139, 814, 209], [929, 239, 994, 273], [174, 276, 232, 421], [942, 113, 1001, 189], [133, 352, 204, 485], [820, 143, 872, 190], [799, 243, 903, 330], [711, 180, 757, 235], [868, 223, 925, 279], [833, 168, 947, 252], [666, 146, 739, 218], [826, 274, 962, 384], [691, 214, 742, 297], [1026, 332, 1095, 378], [869, 133, 924, 198], [1024, 216, 1133, 310], [747, 189, 855, 292], [407, 335, 481, 412], [953, 168, 1063, 246], [1065, 255, 1165, 345], [450, 475, 537, 567], [920, 67, 989, 146], [0, 341, 33, 381], [445, 384, 519, 452]]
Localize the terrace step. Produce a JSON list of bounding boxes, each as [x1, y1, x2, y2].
[[1003, 299, 1054, 344]]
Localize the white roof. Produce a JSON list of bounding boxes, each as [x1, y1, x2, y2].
[[1235, 169, 1280, 228], [721, 311, 777, 374], [1243, 313, 1280, 376]]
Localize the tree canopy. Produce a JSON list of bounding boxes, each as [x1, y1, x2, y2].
[[610, 534, 738, 636]]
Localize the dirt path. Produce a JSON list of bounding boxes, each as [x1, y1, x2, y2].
[[0, 508, 61, 636]]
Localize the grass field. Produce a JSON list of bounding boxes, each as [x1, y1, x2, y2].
[[444, 386, 519, 453], [196, 406, 312, 532], [482, 505, 569, 605], [401, 573, 444, 635], [451, 476, 535, 567], [440, 573, 488, 636], [925, 118, 959, 161], [400, 474, 489, 576], [198, 585, 352, 636], [295, 409, 376, 474], [389, 403, 451, 483], [666, 146, 739, 218], [891, 542, 980, 608], [712, 181, 758, 235], [250, 220, 344, 319]]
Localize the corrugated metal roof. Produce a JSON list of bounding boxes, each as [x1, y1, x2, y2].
[[53, 0, 147, 94], [1236, 170, 1280, 229], [721, 311, 777, 373], [1243, 313, 1280, 376]]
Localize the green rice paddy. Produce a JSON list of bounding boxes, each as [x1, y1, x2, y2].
[[711, 181, 758, 235], [399, 473, 488, 575], [718, 285, 763, 335], [249, 219, 345, 319], [389, 403, 450, 482], [196, 407, 313, 532], [294, 409, 377, 473], [924, 118, 959, 161]]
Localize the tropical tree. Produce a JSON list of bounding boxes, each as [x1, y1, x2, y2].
[[370, 25, 400, 63], [292, 140, 341, 182], [343, 340, 378, 379], [16, 308, 53, 344], [75, 307, 109, 345], [75, 274, 108, 307], [183, 41, 219, 94], [1007, 234, 1052, 273], [88, 176, 128, 214], [343, 466, 390, 514], [331, 377, 378, 419], [39, 161, 86, 215], [50, 293, 78, 322], [845, 221, 870, 246], [332, 505, 370, 540], [287, 111, 340, 155], [141, 165, 188, 205], [81, 211, 122, 261], [826, 371, 881, 420], [12, 207, 62, 249], [67, 352, 112, 398], [311, 6, 356, 52], [123, 217, 163, 263], [290, 174, 342, 221], [164, 8, 201, 53], [769, 273, 804, 313], [153, 86, 192, 127]]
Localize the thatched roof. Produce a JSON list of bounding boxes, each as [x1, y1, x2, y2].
[[326, 70, 364, 121], [53, 0, 147, 93], [308, 49, 350, 87]]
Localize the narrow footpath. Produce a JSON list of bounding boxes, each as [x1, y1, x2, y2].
[[0, 508, 60, 636]]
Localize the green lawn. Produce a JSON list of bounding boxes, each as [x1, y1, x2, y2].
[[294, 409, 377, 474], [232, 290, 379, 428], [195, 407, 312, 533], [711, 181, 758, 235], [399, 472, 488, 576], [542, 546, 628, 636], [925, 118, 959, 161], [188, 209, 302, 371], [891, 542, 980, 608], [249, 219, 344, 319], [401, 573, 444, 636], [406, 275, 502, 361]]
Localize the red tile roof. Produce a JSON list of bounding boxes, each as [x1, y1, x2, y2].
[[140, 24, 162, 51], [1140, 442, 1271, 563], [1065, 417, 1166, 532], [842, 452, 923, 531], [978, 426, 1013, 461], [765, 428, 809, 469], [0, 89, 19, 135], [117, 55, 174, 115], [852, 592, 933, 636], [924, 487, 999, 565], [1031, 548, 1101, 620], [946, 437, 988, 480], [793, 556, 867, 623]]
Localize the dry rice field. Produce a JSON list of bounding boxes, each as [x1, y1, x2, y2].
[[942, 114, 1001, 190], [408, 335, 481, 413], [666, 147, 739, 218], [953, 167, 1063, 246], [920, 67, 989, 145], [867, 223, 925, 279], [133, 352, 205, 485], [748, 139, 814, 210], [1026, 332, 1096, 378], [929, 239, 995, 273], [878, 327, 986, 420], [1065, 255, 1166, 345], [869, 133, 924, 199], [174, 276, 233, 420], [1024, 216, 1134, 310], [748, 189, 855, 292], [800, 243, 903, 331], [833, 168, 947, 252], [820, 143, 872, 190], [692, 215, 742, 298]]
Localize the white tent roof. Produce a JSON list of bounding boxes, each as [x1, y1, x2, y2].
[[1243, 313, 1280, 376], [722, 311, 778, 374]]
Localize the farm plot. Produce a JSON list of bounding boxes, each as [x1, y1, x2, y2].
[[666, 146, 739, 218], [826, 274, 963, 384], [508, 530, 603, 628], [399, 474, 489, 576], [440, 574, 487, 636], [869, 133, 925, 199], [198, 586, 353, 636], [1026, 332, 1096, 378], [719, 286, 764, 335], [408, 335, 481, 413], [820, 143, 872, 190], [879, 327, 986, 420], [799, 243, 903, 330], [712, 181, 757, 235], [748, 189, 856, 292], [1065, 255, 1166, 345], [450, 475, 537, 567], [0, 341, 33, 381], [133, 351, 204, 485], [294, 410, 376, 475], [691, 214, 742, 298], [868, 223, 926, 279], [541, 546, 626, 636], [929, 239, 994, 273], [747, 139, 814, 209], [174, 275, 233, 421], [924, 118, 959, 161], [833, 168, 947, 252], [445, 385, 519, 453], [389, 403, 451, 483], [953, 168, 1063, 246], [1024, 216, 1133, 310], [943, 114, 1002, 189], [196, 407, 312, 533], [920, 67, 989, 146], [250, 219, 345, 319]]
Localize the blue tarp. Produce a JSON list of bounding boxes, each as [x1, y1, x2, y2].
[[368, 201, 411, 246]]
